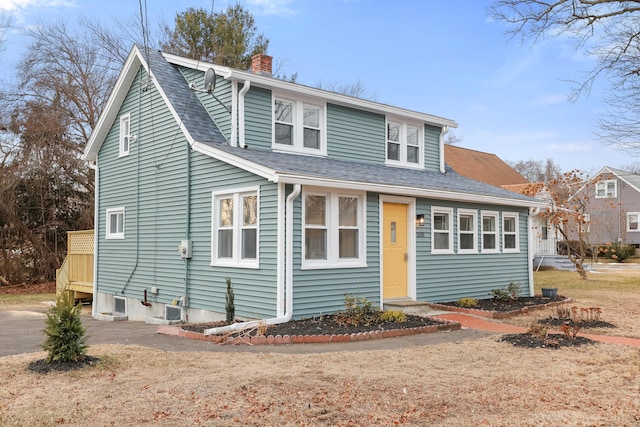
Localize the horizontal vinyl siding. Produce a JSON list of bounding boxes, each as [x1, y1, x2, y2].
[[178, 66, 232, 141], [291, 191, 381, 319], [244, 86, 272, 150], [424, 125, 441, 172], [97, 66, 188, 300], [327, 104, 385, 164], [187, 151, 278, 319], [416, 201, 531, 302]]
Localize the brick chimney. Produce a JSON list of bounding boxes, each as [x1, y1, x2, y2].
[[251, 53, 273, 75]]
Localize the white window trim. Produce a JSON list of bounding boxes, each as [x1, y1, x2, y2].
[[106, 207, 125, 240], [481, 210, 500, 254], [272, 95, 327, 156], [502, 212, 520, 253], [431, 207, 454, 254], [627, 212, 640, 232], [301, 188, 367, 270], [385, 118, 424, 169], [457, 208, 478, 254], [211, 186, 260, 269], [595, 179, 617, 198], [119, 114, 131, 157]]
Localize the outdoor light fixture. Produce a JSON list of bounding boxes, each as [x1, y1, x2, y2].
[[416, 214, 425, 226]]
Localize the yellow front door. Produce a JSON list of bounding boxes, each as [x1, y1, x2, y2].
[[383, 203, 408, 299]]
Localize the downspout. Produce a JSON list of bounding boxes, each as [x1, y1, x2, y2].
[[238, 80, 251, 148], [439, 125, 449, 174], [89, 161, 99, 317], [204, 184, 301, 335], [527, 208, 535, 296], [183, 132, 191, 318]]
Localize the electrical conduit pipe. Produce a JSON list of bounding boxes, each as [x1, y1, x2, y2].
[[204, 184, 301, 335]]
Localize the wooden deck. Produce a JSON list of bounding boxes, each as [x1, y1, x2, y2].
[[56, 230, 94, 301]]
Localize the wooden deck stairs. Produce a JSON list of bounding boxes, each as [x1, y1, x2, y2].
[[56, 230, 94, 301]]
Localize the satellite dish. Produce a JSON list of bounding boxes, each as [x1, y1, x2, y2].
[[204, 68, 217, 94]]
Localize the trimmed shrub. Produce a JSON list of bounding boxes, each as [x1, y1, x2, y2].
[[598, 242, 635, 262]]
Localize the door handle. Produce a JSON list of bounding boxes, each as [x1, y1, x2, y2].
[[404, 253, 408, 262]]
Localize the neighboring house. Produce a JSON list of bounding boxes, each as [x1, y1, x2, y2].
[[443, 145, 559, 264], [83, 45, 545, 323], [575, 166, 640, 248]]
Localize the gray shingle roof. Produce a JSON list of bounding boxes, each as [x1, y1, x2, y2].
[[147, 47, 537, 205]]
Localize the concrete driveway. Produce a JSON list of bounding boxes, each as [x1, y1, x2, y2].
[[0, 304, 490, 357]]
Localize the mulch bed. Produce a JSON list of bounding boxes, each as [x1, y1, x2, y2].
[[500, 333, 596, 349], [181, 314, 448, 336], [27, 356, 101, 374], [432, 296, 568, 318], [538, 318, 616, 329]]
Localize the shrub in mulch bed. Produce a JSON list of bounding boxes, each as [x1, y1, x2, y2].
[[500, 333, 595, 349], [431, 296, 569, 319], [538, 318, 616, 329]]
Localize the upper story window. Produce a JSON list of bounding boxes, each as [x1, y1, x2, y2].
[[119, 114, 131, 157], [212, 188, 259, 268], [502, 212, 519, 253], [457, 209, 477, 254], [386, 120, 423, 168], [627, 213, 639, 232], [273, 97, 325, 155], [302, 189, 366, 269], [431, 207, 453, 254], [595, 179, 617, 198], [106, 207, 125, 240], [481, 211, 499, 253]]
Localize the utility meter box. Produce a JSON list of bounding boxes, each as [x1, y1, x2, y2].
[[179, 240, 192, 259]]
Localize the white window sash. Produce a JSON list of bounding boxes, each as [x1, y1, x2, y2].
[[481, 211, 499, 254], [457, 209, 478, 254], [502, 212, 520, 253], [273, 96, 326, 155], [431, 207, 454, 254], [385, 118, 424, 169], [106, 207, 125, 240]]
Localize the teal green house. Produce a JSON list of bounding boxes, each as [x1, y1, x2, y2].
[[83, 45, 544, 324]]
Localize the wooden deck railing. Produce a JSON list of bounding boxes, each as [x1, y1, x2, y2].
[[56, 230, 94, 300]]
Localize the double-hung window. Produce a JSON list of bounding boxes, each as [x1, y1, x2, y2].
[[273, 97, 325, 154], [386, 120, 423, 168], [628, 213, 640, 231], [106, 207, 125, 239], [502, 212, 519, 252], [595, 180, 617, 198], [303, 189, 365, 269], [457, 209, 477, 254], [212, 188, 259, 268], [431, 207, 453, 254], [119, 114, 131, 157], [481, 211, 499, 253]]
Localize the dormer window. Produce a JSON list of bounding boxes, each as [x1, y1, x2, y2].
[[273, 97, 325, 155], [119, 114, 131, 157], [386, 120, 423, 167]]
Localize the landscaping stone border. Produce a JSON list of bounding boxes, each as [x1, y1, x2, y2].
[[157, 319, 461, 345]]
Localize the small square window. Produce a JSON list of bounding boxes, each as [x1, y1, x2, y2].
[[106, 207, 125, 239]]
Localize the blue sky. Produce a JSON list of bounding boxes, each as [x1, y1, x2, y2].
[[0, 0, 633, 174]]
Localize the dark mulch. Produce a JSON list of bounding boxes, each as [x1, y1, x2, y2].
[[27, 356, 101, 374], [500, 333, 596, 349], [180, 314, 448, 336], [438, 296, 566, 312], [538, 318, 616, 329]]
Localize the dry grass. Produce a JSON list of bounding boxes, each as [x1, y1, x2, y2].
[[2, 267, 640, 426]]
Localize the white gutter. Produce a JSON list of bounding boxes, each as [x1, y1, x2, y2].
[[88, 161, 99, 317], [439, 125, 449, 174], [238, 80, 251, 148], [204, 184, 301, 335]]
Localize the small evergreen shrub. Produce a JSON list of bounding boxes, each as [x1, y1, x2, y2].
[[225, 277, 235, 324], [380, 310, 407, 323], [336, 293, 381, 326], [457, 297, 478, 308], [42, 291, 88, 363], [490, 281, 521, 302], [598, 242, 635, 262]]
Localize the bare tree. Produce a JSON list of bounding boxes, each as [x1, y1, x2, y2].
[[314, 79, 377, 101], [510, 158, 563, 182], [444, 132, 463, 146], [491, 0, 640, 154]]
